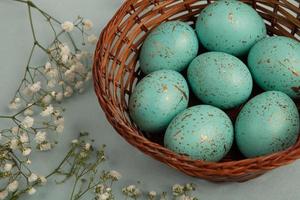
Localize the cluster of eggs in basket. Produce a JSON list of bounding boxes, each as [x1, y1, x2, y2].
[[129, 0, 300, 162]]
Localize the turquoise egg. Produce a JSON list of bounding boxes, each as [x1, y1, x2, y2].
[[164, 105, 234, 161], [129, 70, 189, 133], [235, 91, 300, 158], [248, 36, 300, 99], [196, 0, 266, 56], [140, 21, 199, 74], [187, 52, 253, 109]]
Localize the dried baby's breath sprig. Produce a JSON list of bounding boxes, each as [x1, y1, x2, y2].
[[121, 183, 199, 200], [47, 132, 114, 200], [0, 0, 95, 198]]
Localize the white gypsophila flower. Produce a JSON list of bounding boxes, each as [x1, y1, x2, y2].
[[26, 159, 32, 165], [75, 81, 84, 90], [64, 86, 73, 97], [0, 133, 2, 141], [21, 116, 34, 128], [172, 184, 184, 196], [149, 191, 157, 197], [14, 97, 21, 103], [28, 187, 36, 195], [7, 180, 19, 192], [47, 79, 57, 88], [55, 116, 64, 125], [45, 66, 59, 79], [59, 44, 70, 56], [39, 142, 52, 151], [79, 152, 87, 158], [55, 92, 63, 101], [4, 163, 13, 172], [53, 110, 60, 117], [97, 192, 110, 200], [8, 98, 21, 110], [35, 131, 46, 144], [42, 95, 53, 105], [10, 139, 18, 150], [85, 71, 92, 82], [45, 62, 51, 69], [11, 127, 19, 134], [20, 133, 29, 143], [24, 108, 34, 116], [22, 148, 32, 156], [106, 188, 111, 192], [64, 69, 76, 82], [0, 190, 8, 200], [47, 69, 59, 78], [39, 176, 47, 185], [94, 184, 105, 194], [83, 19, 93, 30], [29, 81, 42, 93], [22, 86, 33, 96], [80, 50, 89, 58], [71, 62, 86, 74], [56, 125, 64, 133], [54, 116, 64, 133], [61, 21, 74, 32], [109, 170, 122, 180], [185, 183, 195, 191], [28, 173, 38, 182], [87, 34, 98, 44], [61, 54, 69, 63], [126, 185, 136, 191], [59, 44, 70, 63], [8, 101, 21, 110], [40, 105, 54, 117], [75, 53, 82, 60], [85, 143, 91, 150], [71, 139, 78, 144]]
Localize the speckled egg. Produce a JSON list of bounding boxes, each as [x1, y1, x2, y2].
[[187, 52, 253, 109], [196, 0, 267, 56], [164, 105, 234, 161], [248, 36, 300, 99], [129, 70, 189, 133], [140, 21, 199, 74], [235, 91, 300, 158]]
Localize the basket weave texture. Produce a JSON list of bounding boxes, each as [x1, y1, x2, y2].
[[93, 0, 300, 182]]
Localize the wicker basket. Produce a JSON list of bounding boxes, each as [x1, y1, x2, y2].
[[93, 0, 300, 182]]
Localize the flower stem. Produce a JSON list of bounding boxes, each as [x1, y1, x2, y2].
[[70, 178, 79, 200], [0, 115, 13, 119]]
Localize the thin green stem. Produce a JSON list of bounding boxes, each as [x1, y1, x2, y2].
[[12, 102, 35, 117], [0, 115, 13, 119], [46, 147, 75, 178], [28, 4, 37, 42], [70, 178, 79, 200]]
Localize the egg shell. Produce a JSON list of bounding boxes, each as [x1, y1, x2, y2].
[[248, 36, 300, 98], [235, 91, 300, 158], [196, 0, 266, 56], [164, 105, 234, 161], [187, 52, 253, 109], [129, 70, 189, 133], [140, 21, 199, 74]]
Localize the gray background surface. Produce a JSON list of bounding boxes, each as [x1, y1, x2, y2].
[[0, 0, 300, 199]]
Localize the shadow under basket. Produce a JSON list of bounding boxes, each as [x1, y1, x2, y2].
[[93, 0, 300, 182]]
